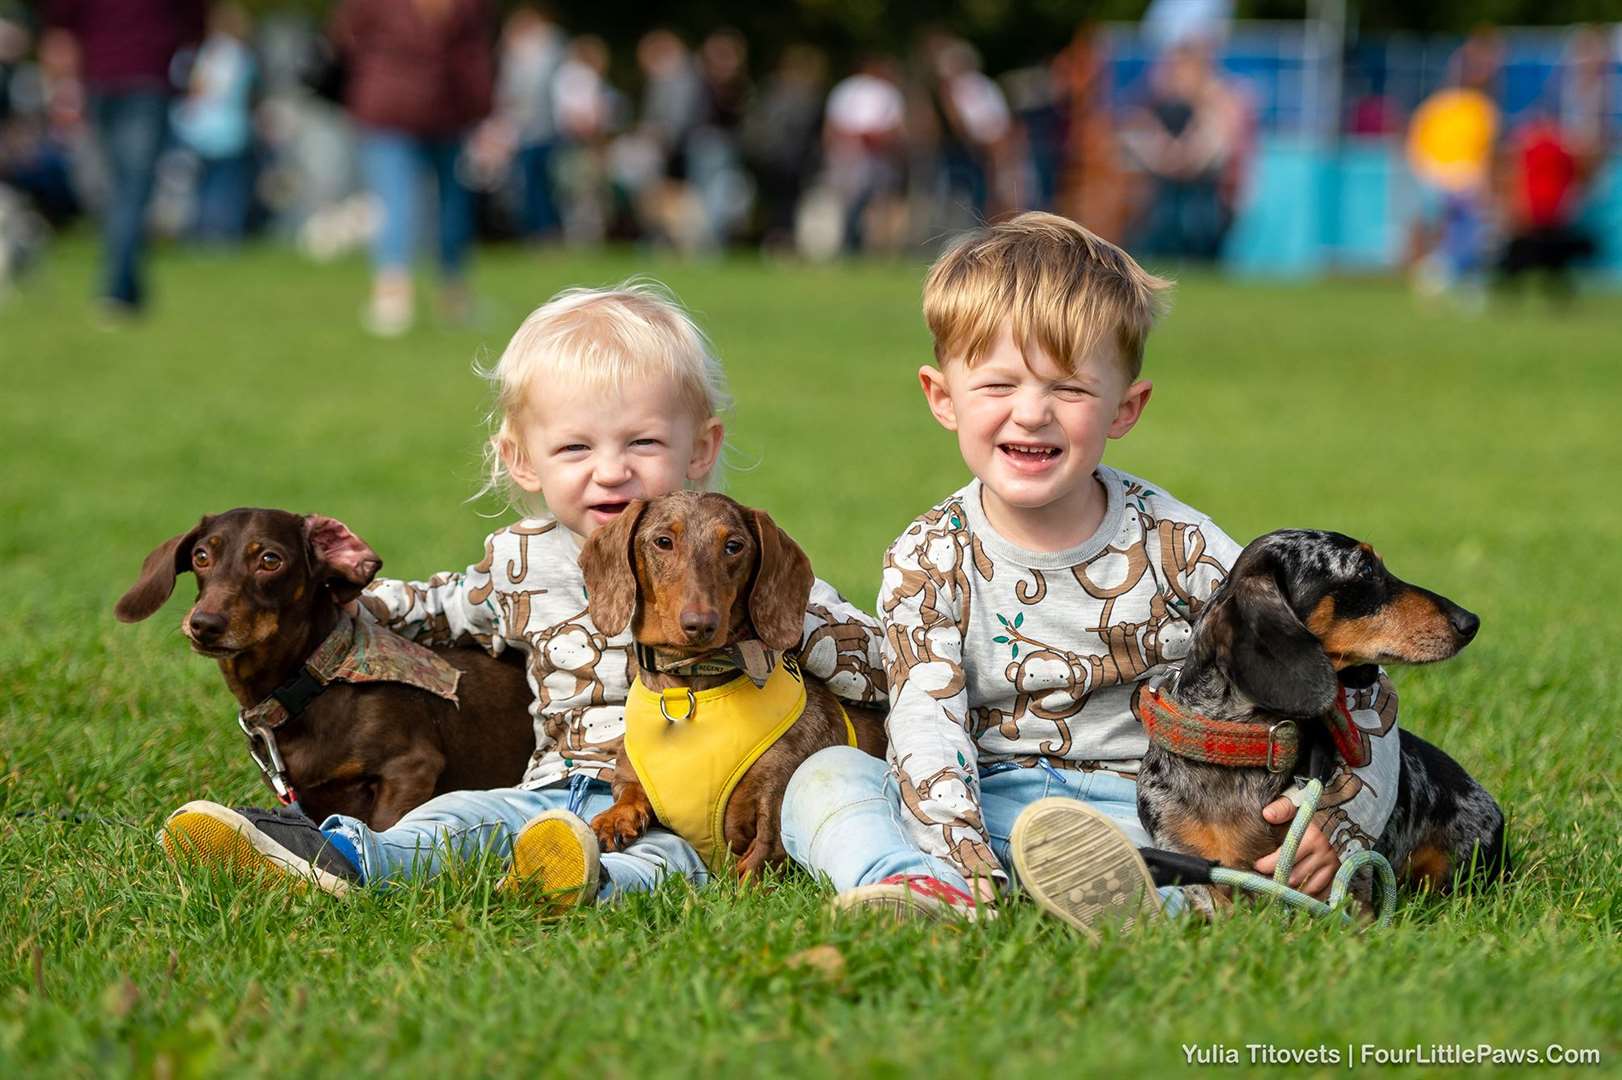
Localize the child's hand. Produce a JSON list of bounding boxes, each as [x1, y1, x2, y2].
[[1254, 797, 1339, 900]]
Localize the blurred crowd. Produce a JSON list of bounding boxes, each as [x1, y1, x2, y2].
[[0, 0, 1614, 321]]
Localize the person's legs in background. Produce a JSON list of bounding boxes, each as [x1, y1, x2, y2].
[[193, 152, 254, 243], [426, 135, 474, 324], [88, 88, 169, 313], [357, 128, 421, 336]]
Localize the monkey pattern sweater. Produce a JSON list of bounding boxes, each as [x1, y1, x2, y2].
[[878, 466, 1402, 884]]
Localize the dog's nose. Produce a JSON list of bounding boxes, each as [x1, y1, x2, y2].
[[680, 607, 719, 639], [189, 610, 228, 642], [1449, 607, 1480, 642]]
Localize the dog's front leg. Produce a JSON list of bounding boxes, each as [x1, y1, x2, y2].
[[734, 799, 780, 880], [590, 748, 655, 851]]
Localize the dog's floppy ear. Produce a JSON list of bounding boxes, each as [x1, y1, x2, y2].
[[115, 517, 210, 623], [746, 508, 813, 652], [305, 515, 382, 604], [1215, 556, 1338, 717], [579, 500, 647, 636]]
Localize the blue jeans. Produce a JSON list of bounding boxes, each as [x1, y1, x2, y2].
[[193, 153, 254, 242], [781, 745, 1183, 913], [88, 89, 170, 306], [357, 128, 473, 279], [320, 778, 708, 901], [515, 139, 560, 238]]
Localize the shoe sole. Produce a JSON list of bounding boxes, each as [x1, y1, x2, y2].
[[1010, 797, 1160, 942], [832, 883, 952, 923], [160, 802, 353, 896], [499, 810, 600, 910]]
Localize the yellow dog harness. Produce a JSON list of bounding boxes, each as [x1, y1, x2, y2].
[[623, 656, 855, 870]]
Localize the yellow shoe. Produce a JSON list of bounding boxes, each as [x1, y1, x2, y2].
[[498, 809, 600, 910], [160, 801, 359, 896]]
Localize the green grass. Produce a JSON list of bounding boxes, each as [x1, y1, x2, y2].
[[3, 236, 1619, 1078]]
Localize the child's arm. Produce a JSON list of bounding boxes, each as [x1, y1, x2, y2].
[[357, 532, 506, 653], [878, 530, 1005, 887], [798, 578, 887, 706]]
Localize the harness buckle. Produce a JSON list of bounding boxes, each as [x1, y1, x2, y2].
[[1265, 719, 1297, 774], [658, 687, 698, 724]]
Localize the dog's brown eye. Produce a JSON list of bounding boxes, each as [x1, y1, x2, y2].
[[653, 535, 674, 551], [723, 539, 745, 556], [260, 552, 283, 571], [192, 549, 210, 570]]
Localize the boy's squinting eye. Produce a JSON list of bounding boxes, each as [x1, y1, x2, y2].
[[557, 444, 589, 455], [192, 549, 211, 570], [631, 438, 663, 448], [260, 551, 283, 572], [652, 535, 674, 551]]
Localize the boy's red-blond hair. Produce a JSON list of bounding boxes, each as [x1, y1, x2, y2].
[[923, 211, 1171, 380]]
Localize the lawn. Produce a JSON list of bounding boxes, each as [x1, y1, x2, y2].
[[2, 235, 1619, 1077]]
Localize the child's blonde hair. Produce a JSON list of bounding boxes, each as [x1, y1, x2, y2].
[[922, 211, 1171, 380], [477, 279, 733, 511]]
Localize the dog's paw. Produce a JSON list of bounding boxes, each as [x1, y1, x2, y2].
[[590, 803, 651, 852]]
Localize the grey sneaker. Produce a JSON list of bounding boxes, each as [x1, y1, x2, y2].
[[1010, 797, 1161, 941], [161, 801, 361, 896]]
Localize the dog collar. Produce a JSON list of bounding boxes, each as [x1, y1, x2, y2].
[[633, 640, 776, 688], [1135, 684, 1301, 773]]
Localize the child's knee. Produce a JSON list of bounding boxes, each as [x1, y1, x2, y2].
[[782, 745, 886, 831]]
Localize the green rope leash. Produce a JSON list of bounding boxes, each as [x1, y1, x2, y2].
[[1205, 779, 1399, 929]]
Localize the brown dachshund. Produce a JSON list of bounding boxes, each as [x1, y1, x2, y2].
[[1135, 529, 1508, 900], [578, 492, 886, 876], [116, 508, 535, 828]]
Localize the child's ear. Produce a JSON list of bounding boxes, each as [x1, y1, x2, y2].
[[687, 417, 724, 482], [499, 434, 542, 493], [918, 364, 958, 431], [1108, 379, 1153, 439]]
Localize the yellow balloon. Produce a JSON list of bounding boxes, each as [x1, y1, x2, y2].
[[1407, 88, 1499, 193]]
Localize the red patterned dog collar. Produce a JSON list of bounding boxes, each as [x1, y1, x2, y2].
[[1135, 684, 1300, 773]]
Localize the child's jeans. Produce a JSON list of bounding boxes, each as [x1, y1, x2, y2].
[[781, 745, 1184, 914], [320, 777, 708, 900]]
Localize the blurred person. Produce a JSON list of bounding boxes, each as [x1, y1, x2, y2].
[[685, 27, 753, 250], [489, 5, 564, 240], [1495, 115, 1596, 302], [1122, 38, 1249, 262], [0, 11, 81, 226], [1053, 25, 1130, 242], [329, 0, 493, 337], [552, 33, 620, 245], [1001, 62, 1063, 213], [820, 56, 907, 254], [742, 43, 825, 250], [1559, 26, 1611, 178], [922, 35, 1010, 227], [622, 29, 704, 249], [43, 0, 206, 316], [1405, 28, 1502, 300], [169, 1, 256, 243]]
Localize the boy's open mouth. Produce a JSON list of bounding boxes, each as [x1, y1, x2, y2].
[[999, 442, 1061, 464], [590, 501, 630, 517]]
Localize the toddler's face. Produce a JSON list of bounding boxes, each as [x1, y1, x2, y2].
[[503, 376, 723, 538], [921, 323, 1150, 547]]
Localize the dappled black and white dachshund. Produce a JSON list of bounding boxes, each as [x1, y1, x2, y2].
[[1135, 530, 1508, 900]]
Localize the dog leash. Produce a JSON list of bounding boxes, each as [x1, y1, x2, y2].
[[1207, 779, 1398, 929]]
